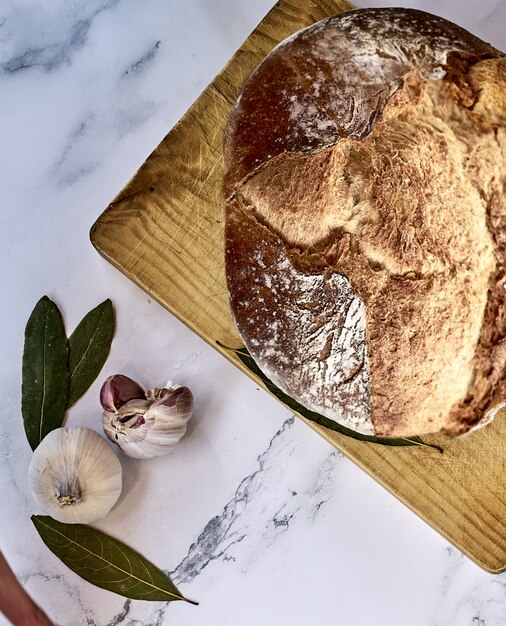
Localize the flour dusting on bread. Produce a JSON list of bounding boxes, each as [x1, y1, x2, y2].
[[224, 8, 506, 437]]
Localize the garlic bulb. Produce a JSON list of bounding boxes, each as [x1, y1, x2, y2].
[[101, 375, 193, 460], [29, 427, 122, 524]]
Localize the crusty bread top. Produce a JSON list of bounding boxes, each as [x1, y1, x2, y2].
[[223, 8, 499, 198], [224, 8, 506, 437]]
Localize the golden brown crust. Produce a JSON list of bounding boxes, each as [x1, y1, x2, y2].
[[226, 198, 373, 433], [224, 8, 506, 437], [223, 8, 500, 198]]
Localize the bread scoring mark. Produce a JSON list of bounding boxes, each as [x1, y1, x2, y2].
[[238, 68, 506, 436], [223, 7, 500, 199], [224, 8, 506, 437], [225, 202, 374, 435]]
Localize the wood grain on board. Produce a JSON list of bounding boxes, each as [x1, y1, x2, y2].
[[91, 0, 506, 573]]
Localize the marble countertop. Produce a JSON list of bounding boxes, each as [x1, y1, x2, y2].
[[1, 1, 506, 624]]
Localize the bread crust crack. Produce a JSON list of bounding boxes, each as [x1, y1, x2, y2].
[[224, 8, 506, 436]]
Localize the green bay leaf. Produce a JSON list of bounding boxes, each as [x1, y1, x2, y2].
[[22, 296, 69, 450], [218, 342, 441, 451], [67, 299, 114, 407], [32, 516, 197, 604]]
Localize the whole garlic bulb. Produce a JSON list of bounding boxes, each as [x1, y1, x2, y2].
[[29, 427, 122, 524], [101, 375, 194, 460]]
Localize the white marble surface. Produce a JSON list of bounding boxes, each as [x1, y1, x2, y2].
[[1, 1, 506, 624]]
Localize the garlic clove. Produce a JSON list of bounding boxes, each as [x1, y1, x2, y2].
[[102, 385, 194, 460], [29, 427, 122, 524], [146, 386, 194, 424], [100, 374, 144, 412], [102, 398, 151, 445], [120, 434, 184, 460]]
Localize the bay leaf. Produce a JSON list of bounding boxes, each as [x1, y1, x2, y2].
[[218, 342, 442, 451], [22, 296, 69, 450], [32, 516, 197, 604], [67, 299, 114, 407]]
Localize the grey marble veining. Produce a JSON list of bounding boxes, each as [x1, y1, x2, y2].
[[171, 418, 341, 585], [17, 416, 341, 625], [1, 0, 122, 74], [122, 41, 162, 78]]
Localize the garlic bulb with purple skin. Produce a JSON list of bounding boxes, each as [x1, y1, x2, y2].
[[101, 375, 194, 460]]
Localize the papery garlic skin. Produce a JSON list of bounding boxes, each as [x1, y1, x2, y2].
[[29, 427, 122, 524], [101, 376, 194, 460]]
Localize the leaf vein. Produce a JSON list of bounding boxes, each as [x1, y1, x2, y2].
[[35, 519, 185, 601]]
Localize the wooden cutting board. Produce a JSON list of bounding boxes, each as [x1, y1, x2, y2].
[[91, 0, 506, 573]]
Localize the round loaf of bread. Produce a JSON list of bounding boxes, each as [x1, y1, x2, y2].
[[224, 8, 506, 437]]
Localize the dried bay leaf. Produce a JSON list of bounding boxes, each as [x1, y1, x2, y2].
[[218, 342, 441, 451], [32, 516, 197, 604], [22, 296, 69, 450], [67, 299, 114, 407]]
